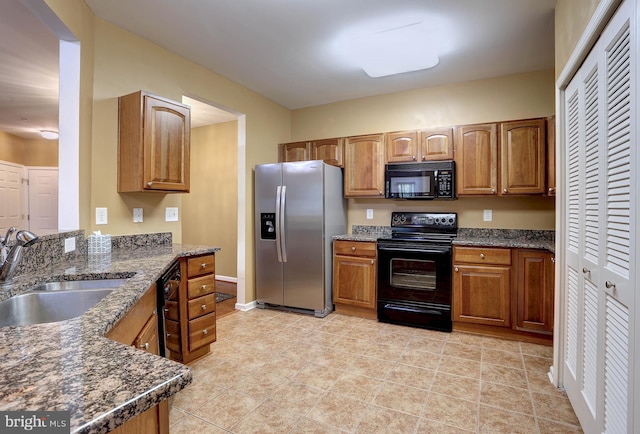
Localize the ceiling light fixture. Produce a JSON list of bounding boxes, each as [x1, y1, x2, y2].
[[40, 130, 59, 140], [333, 13, 452, 78]]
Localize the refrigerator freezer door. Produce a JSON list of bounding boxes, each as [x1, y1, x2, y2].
[[255, 163, 285, 305], [282, 161, 325, 310]]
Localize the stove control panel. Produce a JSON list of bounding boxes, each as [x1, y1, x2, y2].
[[391, 212, 457, 229]]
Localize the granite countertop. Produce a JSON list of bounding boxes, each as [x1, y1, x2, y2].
[[0, 242, 220, 433]]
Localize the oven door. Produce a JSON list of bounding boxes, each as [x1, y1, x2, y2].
[[377, 243, 452, 332]]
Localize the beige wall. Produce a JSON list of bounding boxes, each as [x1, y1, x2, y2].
[[182, 121, 238, 279], [0, 131, 27, 164], [292, 70, 556, 230], [555, 0, 603, 78], [23, 139, 58, 167]]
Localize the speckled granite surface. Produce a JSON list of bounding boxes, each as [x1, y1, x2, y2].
[[332, 225, 391, 242], [0, 231, 220, 433], [455, 228, 555, 253]]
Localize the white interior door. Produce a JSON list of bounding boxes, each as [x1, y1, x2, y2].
[[0, 161, 25, 233], [561, 1, 636, 432], [27, 167, 58, 235]]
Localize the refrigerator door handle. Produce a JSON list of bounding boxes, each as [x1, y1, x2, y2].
[[280, 185, 287, 262], [275, 186, 283, 263]]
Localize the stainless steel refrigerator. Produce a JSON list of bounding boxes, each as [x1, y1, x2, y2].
[[254, 160, 347, 317]]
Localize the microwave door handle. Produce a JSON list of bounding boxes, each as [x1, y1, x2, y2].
[[275, 186, 283, 263], [279, 185, 287, 263]]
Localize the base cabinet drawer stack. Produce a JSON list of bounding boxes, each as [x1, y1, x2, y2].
[[452, 245, 554, 344], [165, 253, 217, 364], [332, 240, 377, 319]]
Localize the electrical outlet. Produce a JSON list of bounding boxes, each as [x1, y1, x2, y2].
[[366, 209, 373, 219], [133, 208, 143, 223], [483, 209, 493, 222], [96, 207, 108, 225], [64, 237, 76, 253], [165, 207, 179, 222]]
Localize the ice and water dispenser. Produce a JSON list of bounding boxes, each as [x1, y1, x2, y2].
[[260, 213, 276, 240]]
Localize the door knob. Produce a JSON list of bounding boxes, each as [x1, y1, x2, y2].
[[605, 281, 616, 289], [582, 267, 590, 274]]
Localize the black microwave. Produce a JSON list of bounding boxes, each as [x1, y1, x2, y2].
[[385, 160, 456, 199]]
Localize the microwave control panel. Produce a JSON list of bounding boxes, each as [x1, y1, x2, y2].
[[436, 170, 454, 198]]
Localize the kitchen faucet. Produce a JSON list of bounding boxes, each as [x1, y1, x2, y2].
[[0, 230, 39, 281]]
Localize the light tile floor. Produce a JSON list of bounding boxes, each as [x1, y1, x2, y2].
[[169, 309, 582, 433]]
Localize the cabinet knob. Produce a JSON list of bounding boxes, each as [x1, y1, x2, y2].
[[351, 246, 356, 252], [605, 281, 616, 289], [379, 190, 383, 196], [503, 188, 508, 193], [164, 308, 170, 313], [139, 342, 149, 350], [421, 156, 426, 161], [551, 257, 556, 263], [412, 155, 416, 161], [454, 267, 459, 272], [152, 308, 157, 315], [147, 181, 153, 187], [491, 188, 496, 194], [201, 284, 207, 290], [201, 304, 207, 310], [479, 253, 485, 259], [202, 329, 208, 335], [370, 260, 374, 265], [201, 263, 207, 269], [548, 187, 555, 194], [582, 267, 590, 274], [166, 333, 171, 337]]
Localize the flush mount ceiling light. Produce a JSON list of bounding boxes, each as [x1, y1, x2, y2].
[[40, 130, 59, 140], [334, 13, 451, 78]]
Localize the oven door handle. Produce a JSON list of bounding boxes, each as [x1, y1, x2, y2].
[[377, 246, 451, 254], [383, 304, 444, 316]]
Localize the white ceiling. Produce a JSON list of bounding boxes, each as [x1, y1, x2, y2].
[[1, 0, 556, 139]]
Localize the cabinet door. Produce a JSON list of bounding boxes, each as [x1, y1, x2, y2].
[[516, 250, 554, 334], [386, 131, 418, 163], [333, 254, 376, 309], [143, 95, 191, 192], [418, 128, 454, 161], [279, 142, 310, 163], [133, 313, 160, 354], [546, 116, 556, 196], [500, 119, 546, 195], [453, 264, 511, 327], [311, 138, 343, 167], [454, 124, 498, 195], [344, 134, 385, 197]]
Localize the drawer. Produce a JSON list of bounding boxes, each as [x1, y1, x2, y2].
[[163, 300, 180, 321], [189, 313, 216, 351], [187, 275, 216, 299], [165, 319, 181, 352], [453, 246, 511, 265], [187, 254, 215, 278], [187, 293, 217, 320], [334, 240, 376, 258]]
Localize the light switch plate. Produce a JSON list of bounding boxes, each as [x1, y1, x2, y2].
[[64, 237, 76, 253], [165, 207, 179, 222], [96, 207, 108, 225], [366, 209, 373, 220], [133, 208, 143, 223], [483, 209, 493, 222]]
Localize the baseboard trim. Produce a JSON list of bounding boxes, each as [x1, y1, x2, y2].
[[215, 275, 237, 283], [235, 300, 256, 311]]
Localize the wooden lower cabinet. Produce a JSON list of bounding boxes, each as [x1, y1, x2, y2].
[[165, 253, 217, 364], [452, 246, 554, 344], [332, 240, 377, 319], [106, 284, 169, 434]]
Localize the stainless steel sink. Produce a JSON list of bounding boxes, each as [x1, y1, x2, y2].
[[0, 279, 129, 327]]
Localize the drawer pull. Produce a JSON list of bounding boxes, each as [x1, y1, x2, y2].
[[412, 155, 416, 161], [201, 284, 207, 290], [201, 263, 207, 269], [503, 188, 508, 193], [605, 281, 616, 289], [479, 253, 485, 259], [164, 308, 170, 313], [201, 304, 207, 310], [491, 188, 496, 194], [454, 267, 459, 272], [202, 329, 208, 335], [351, 246, 356, 252], [147, 181, 153, 187], [139, 342, 149, 350], [166, 333, 171, 337], [548, 187, 555, 194]]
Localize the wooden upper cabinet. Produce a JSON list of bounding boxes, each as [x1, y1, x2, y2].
[[418, 128, 454, 161], [344, 134, 385, 198], [500, 119, 546, 195], [311, 138, 343, 167], [546, 116, 556, 196], [454, 123, 498, 195], [279, 141, 310, 163], [386, 131, 418, 163], [118, 91, 190, 193]]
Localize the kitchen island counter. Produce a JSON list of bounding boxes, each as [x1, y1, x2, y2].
[[0, 238, 220, 433]]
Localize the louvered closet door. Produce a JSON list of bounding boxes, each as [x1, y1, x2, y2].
[[562, 1, 636, 432]]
